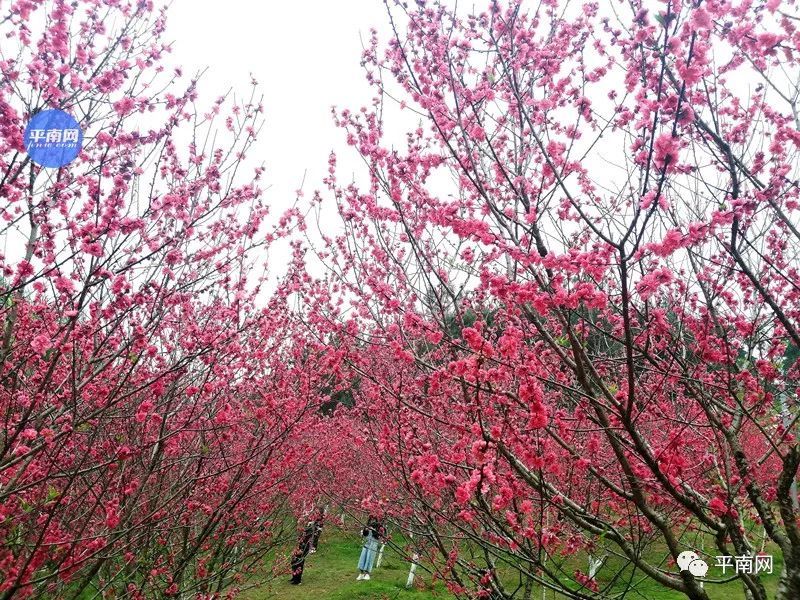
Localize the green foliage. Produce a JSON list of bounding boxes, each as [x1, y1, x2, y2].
[[784, 342, 800, 373], [319, 376, 360, 416]]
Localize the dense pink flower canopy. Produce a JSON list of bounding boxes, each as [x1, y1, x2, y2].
[[1, 0, 800, 599], [0, 0, 332, 597], [302, 0, 800, 598]]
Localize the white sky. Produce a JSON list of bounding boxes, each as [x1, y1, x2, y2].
[[168, 0, 391, 218]]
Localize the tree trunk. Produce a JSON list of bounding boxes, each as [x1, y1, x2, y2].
[[406, 553, 419, 588], [522, 574, 533, 600], [775, 565, 800, 600]]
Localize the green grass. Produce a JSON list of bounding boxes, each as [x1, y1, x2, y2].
[[238, 528, 783, 600], [240, 531, 449, 600], [496, 543, 783, 599]]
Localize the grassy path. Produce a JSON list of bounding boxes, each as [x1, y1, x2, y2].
[[240, 532, 448, 600], [237, 529, 781, 599]]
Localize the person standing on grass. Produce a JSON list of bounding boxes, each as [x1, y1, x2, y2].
[[289, 519, 316, 585], [309, 507, 325, 554], [356, 515, 384, 581]]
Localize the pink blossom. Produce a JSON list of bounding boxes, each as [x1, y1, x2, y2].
[[54, 276, 75, 295], [31, 334, 52, 355], [653, 133, 680, 172], [690, 8, 712, 31]]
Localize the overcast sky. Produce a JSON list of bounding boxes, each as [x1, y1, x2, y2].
[[168, 0, 391, 217]]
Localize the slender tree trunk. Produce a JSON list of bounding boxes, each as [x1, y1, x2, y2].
[[375, 543, 386, 568], [522, 574, 533, 600], [776, 565, 800, 600], [406, 553, 419, 589]]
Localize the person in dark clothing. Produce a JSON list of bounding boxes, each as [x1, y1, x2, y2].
[[309, 507, 325, 554], [289, 520, 316, 585]]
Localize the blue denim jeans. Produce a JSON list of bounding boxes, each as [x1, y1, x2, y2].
[[358, 534, 379, 572]]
